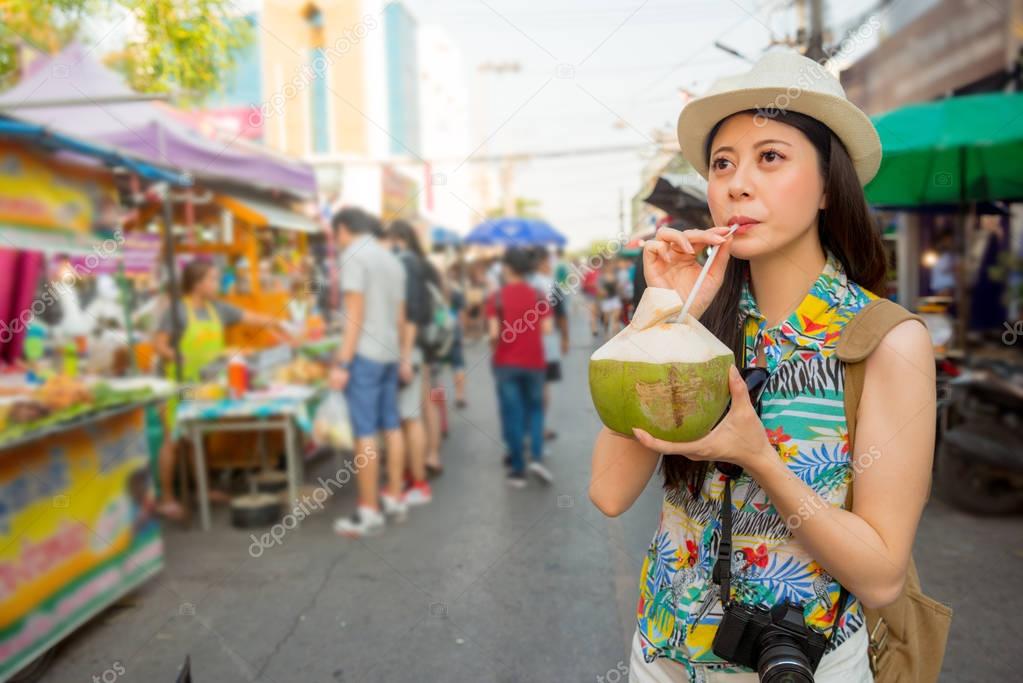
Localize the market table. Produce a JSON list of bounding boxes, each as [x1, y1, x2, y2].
[[173, 385, 322, 531]]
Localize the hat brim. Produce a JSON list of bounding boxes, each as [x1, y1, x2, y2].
[[677, 87, 882, 186]]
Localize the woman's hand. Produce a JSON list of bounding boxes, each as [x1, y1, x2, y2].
[[632, 366, 774, 473], [642, 226, 734, 319]]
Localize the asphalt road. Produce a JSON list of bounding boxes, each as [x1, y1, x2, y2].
[[40, 309, 1020, 682]]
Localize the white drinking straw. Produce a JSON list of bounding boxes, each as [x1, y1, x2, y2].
[[679, 224, 739, 321]]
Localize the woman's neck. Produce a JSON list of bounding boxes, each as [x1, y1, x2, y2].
[[748, 232, 827, 327]]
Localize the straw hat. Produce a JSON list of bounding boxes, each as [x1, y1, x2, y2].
[[676, 50, 882, 186]]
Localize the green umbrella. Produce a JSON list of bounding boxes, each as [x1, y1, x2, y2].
[[866, 92, 1023, 207]]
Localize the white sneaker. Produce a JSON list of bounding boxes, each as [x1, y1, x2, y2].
[[333, 507, 385, 538], [528, 461, 554, 485], [381, 493, 408, 522], [403, 482, 433, 506]]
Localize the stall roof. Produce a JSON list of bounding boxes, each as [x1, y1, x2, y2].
[[0, 223, 105, 256], [217, 195, 320, 234], [0, 42, 316, 197], [0, 116, 190, 186]]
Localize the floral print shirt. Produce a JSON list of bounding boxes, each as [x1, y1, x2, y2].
[[635, 252, 878, 677]]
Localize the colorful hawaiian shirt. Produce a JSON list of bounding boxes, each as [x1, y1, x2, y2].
[[635, 252, 878, 678]]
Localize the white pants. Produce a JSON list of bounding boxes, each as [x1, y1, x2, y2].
[[628, 625, 873, 683]]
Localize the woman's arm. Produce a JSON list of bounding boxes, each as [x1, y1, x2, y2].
[[239, 309, 280, 329], [747, 320, 935, 608], [589, 427, 661, 517], [152, 330, 175, 362]]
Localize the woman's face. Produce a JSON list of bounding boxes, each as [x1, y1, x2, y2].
[[706, 113, 826, 260], [195, 267, 219, 299]]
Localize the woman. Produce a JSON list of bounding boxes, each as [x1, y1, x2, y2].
[[589, 52, 934, 682], [152, 260, 290, 520], [385, 220, 447, 479]]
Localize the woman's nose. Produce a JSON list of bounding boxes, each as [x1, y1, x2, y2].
[[728, 164, 753, 200]]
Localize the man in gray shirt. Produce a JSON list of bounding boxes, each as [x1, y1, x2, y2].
[[329, 208, 413, 538]]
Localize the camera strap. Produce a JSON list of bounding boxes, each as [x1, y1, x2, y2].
[[712, 473, 852, 644], [711, 475, 735, 608]]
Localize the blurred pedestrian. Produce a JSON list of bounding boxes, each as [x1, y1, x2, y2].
[[599, 263, 622, 338], [529, 247, 569, 443], [487, 248, 554, 488], [385, 219, 435, 503], [329, 208, 409, 537], [443, 263, 468, 409], [582, 264, 601, 337]]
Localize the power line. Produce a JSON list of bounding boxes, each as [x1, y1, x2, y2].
[[436, 141, 672, 164]]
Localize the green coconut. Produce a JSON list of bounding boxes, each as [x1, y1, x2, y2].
[[589, 287, 733, 442]]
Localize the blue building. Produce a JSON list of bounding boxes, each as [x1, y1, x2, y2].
[[384, 2, 421, 158]]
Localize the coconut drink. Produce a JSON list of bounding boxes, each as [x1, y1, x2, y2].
[[589, 287, 733, 442]]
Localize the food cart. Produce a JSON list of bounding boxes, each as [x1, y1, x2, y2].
[[0, 117, 187, 682]]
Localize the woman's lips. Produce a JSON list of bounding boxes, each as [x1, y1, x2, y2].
[[734, 221, 760, 235]]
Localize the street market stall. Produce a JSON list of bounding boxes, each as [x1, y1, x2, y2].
[[0, 118, 186, 683], [867, 91, 1023, 353]]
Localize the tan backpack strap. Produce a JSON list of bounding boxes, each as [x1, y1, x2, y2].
[[839, 299, 925, 509]]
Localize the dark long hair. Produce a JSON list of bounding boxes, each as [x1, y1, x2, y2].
[[660, 109, 888, 493], [387, 219, 440, 285]]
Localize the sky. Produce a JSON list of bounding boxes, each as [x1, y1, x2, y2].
[[395, 0, 891, 247], [166, 0, 902, 247]]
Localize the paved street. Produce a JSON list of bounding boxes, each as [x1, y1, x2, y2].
[[44, 310, 1021, 683]]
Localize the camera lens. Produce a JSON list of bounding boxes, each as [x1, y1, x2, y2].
[[757, 633, 815, 683]]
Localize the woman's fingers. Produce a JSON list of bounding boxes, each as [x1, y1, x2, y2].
[[632, 428, 676, 452], [657, 226, 732, 252], [655, 228, 694, 255]]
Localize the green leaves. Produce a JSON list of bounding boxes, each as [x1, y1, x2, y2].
[[0, 0, 253, 104]]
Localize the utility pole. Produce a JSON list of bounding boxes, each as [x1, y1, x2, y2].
[[619, 187, 625, 237], [806, 0, 827, 62]]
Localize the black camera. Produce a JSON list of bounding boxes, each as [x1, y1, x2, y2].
[[712, 600, 827, 682]]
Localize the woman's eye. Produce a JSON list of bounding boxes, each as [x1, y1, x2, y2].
[[711, 157, 730, 171], [760, 150, 784, 163]]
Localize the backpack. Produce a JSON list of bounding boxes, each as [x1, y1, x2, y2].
[[838, 298, 953, 683], [417, 280, 456, 360]]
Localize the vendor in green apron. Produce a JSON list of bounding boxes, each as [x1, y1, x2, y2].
[[152, 260, 291, 521]]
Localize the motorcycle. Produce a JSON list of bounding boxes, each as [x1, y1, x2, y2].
[[935, 356, 1023, 515], [916, 296, 963, 449]]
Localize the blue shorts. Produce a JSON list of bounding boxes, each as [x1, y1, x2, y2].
[[445, 334, 465, 370], [344, 355, 401, 438]]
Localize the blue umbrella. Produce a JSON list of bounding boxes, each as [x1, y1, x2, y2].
[[465, 217, 566, 246], [430, 225, 462, 247]]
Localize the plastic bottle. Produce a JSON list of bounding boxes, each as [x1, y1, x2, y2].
[[228, 356, 249, 399]]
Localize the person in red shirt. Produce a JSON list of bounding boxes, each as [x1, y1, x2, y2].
[[486, 248, 555, 488]]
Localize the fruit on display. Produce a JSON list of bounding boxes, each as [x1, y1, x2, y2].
[[194, 383, 227, 401], [274, 357, 326, 384], [1, 376, 157, 442], [588, 287, 733, 442], [34, 375, 92, 411], [7, 400, 51, 425]]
